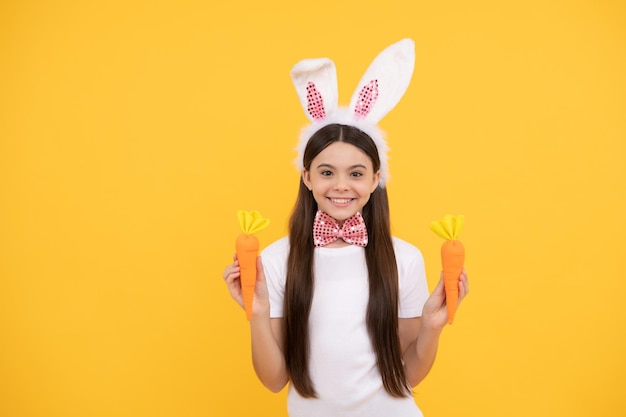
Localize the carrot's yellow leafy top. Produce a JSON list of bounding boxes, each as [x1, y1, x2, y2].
[[237, 210, 270, 234], [430, 214, 464, 240]]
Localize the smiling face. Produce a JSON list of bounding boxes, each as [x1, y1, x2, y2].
[[302, 141, 381, 225]]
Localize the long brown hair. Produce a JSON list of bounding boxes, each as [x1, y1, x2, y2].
[[284, 124, 410, 398]]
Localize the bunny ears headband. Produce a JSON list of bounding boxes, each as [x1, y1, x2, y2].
[[291, 38, 415, 188]]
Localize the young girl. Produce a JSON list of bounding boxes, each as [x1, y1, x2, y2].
[[222, 39, 469, 417]]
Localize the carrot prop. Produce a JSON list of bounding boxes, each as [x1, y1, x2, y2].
[[429, 214, 465, 324], [235, 210, 270, 320]]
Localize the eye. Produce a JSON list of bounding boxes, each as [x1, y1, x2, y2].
[[321, 170, 333, 176], [351, 171, 364, 177]]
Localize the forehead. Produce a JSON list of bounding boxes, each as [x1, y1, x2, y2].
[[312, 142, 373, 169]]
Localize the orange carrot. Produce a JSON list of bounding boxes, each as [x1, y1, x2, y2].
[[430, 214, 465, 324], [235, 210, 270, 320]]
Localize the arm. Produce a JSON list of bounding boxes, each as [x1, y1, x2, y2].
[[399, 317, 442, 387], [250, 316, 288, 392], [223, 256, 289, 392], [400, 271, 469, 387], [250, 257, 289, 392]]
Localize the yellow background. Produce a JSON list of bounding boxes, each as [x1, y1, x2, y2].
[[1, 0, 625, 416]]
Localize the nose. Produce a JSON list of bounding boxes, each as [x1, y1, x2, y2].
[[333, 175, 350, 191]]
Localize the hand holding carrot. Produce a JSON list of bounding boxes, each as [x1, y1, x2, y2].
[[421, 269, 469, 331], [235, 210, 270, 320], [429, 214, 466, 325], [223, 256, 271, 317]]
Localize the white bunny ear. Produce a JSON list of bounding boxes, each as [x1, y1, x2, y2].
[[349, 38, 415, 123], [291, 58, 339, 122]]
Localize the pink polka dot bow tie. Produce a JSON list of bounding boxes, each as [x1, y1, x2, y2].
[[313, 211, 368, 247]]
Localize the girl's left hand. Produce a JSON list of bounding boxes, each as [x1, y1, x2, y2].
[[421, 269, 469, 331]]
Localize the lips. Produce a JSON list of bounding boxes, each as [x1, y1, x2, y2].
[[328, 197, 353, 206]]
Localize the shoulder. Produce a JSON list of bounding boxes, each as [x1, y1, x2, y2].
[[261, 236, 290, 268], [391, 236, 426, 279], [391, 236, 424, 262], [392, 237, 429, 317], [260, 237, 289, 317], [261, 236, 290, 256]]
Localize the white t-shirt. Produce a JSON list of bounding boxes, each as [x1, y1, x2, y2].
[[261, 236, 430, 417]]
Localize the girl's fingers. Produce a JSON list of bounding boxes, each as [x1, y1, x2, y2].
[[255, 257, 269, 299], [222, 255, 240, 279], [221, 256, 246, 309], [458, 270, 469, 301], [433, 272, 445, 295], [256, 256, 265, 283], [424, 274, 446, 311], [222, 265, 240, 282]]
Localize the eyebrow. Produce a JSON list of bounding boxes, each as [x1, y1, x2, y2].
[[316, 163, 368, 170]]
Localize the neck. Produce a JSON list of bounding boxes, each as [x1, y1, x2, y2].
[[320, 211, 355, 227], [323, 239, 350, 248]]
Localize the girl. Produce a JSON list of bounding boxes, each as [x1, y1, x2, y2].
[[222, 39, 469, 417]]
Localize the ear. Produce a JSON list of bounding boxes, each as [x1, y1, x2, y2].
[[302, 169, 312, 190], [370, 170, 381, 192], [291, 58, 338, 122], [349, 38, 415, 123]]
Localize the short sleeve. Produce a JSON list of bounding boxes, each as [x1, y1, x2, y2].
[[394, 238, 430, 318], [260, 237, 289, 318]]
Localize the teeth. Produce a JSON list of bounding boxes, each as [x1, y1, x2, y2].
[[331, 198, 351, 204]]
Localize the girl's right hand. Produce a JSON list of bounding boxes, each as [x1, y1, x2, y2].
[[222, 255, 271, 318], [222, 255, 244, 308]]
